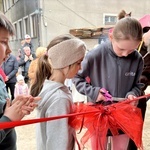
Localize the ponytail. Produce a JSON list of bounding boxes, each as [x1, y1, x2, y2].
[[30, 54, 52, 96]]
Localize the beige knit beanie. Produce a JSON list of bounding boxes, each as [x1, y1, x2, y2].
[[48, 38, 86, 69]]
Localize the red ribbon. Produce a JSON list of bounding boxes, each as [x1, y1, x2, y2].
[[69, 101, 144, 150], [0, 94, 150, 149]]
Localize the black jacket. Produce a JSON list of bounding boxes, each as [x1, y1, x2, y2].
[[139, 43, 150, 91], [2, 54, 18, 84]]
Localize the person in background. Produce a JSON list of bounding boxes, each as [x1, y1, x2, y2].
[[0, 11, 40, 150], [19, 46, 34, 83], [14, 74, 29, 98], [30, 34, 86, 150], [73, 17, 143, 150], [16, 49, 23, 75], [98, 28, 109, 44], [21, 34, 36, 58], [2, 54, 19, 100], [28, 47, 47, 86], [128, 24, 150, 150], [16, 48, 22, 61]]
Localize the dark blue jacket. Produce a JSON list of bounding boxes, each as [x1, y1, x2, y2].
[[2, 54, 18, 83]]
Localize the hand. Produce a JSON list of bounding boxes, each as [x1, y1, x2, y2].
[[4, 98, 25, 121], [4, 95, 41, 121], [5, 76, 9, 81], [12, 95, 41, 114], [29, 55, 33, 61], [20, 96, 40, 114], [24, 55, 29, 62], [128, 95, 138, 106], [96, 89, 106, 102]]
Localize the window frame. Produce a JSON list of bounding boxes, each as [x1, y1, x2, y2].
[[103, 13, 117, 25]]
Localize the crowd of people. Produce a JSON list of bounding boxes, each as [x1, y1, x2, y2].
[[0, 9, 150, 150]]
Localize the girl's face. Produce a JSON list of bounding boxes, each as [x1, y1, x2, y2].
[[0, 28, 11, 65], [18, 79, 24, 85], [111, 38, 140, 57], [66, 58, 83, 78]]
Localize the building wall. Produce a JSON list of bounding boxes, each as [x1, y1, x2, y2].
[[2, 0, 39, 55], [2, 0, 150, 53], [41, 0, 149, 49], [0, 0, 3, 11]]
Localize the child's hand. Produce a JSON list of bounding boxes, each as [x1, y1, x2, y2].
[[29, 55, 33, 61], [21, 96, 40, 115], [96, 89, 106, 102], [4, 98, 25, 121], [4, 96, 41, 121], [24, 55, 29, 62], [128, 95, 138, 106]]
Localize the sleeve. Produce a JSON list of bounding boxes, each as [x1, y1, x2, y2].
[[18, 55, 26, 67], [138, 43, 150, 90], [72, 53, 100, 102], [126, 56, 144, 97], [0, 116, 12, 143], [7, 57, 19, 79], [45, 98, 73, 150], [29, 43, 36, 59]]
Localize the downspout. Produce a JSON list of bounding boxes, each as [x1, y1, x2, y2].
[[35, 0, 41, 46]]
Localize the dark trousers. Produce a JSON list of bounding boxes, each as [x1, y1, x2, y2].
[[127, 98, 147, 150], [6, 82, 16, 100]]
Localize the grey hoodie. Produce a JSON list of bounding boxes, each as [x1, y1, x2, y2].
[[36, 80, 75, 150], [73, 41, 144, 102]]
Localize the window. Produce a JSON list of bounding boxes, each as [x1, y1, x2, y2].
[[103, 14, 117, 25], [13, 22, 18, 40], [9, 0, 15, 7], [23, 16, 30, 35], [3, 0, 9, 11], [30, 13, 38, 37], [18, 19, 23, 39], [3, 0, 7, 12], [7, 0, 11, 9]]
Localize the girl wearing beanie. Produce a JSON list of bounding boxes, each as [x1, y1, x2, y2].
[[30, 34, 86, 150], [14, 74, 29, 98]]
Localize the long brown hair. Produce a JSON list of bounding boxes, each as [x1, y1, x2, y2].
[[30, 34, 75, 97]]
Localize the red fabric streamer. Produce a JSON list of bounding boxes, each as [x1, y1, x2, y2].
[[0, 94, 150, 149], [69, 98, 146, 150]]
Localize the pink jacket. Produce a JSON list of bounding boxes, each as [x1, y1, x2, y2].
[[14, 83, 29, 98]]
